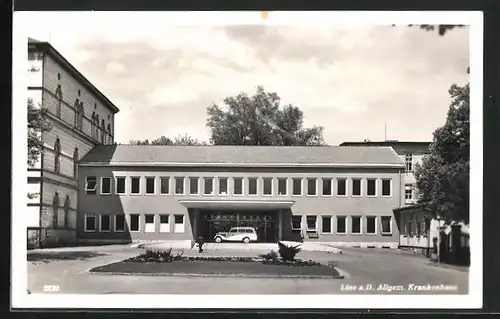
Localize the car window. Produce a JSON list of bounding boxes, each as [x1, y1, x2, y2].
[[246, 229, 253, 233], [229, 229, 237, 233]]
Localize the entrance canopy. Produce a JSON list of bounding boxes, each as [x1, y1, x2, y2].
[[178, 199, 295, 210]]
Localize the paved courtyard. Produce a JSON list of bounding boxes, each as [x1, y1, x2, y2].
[[27, 244, 469, 294]]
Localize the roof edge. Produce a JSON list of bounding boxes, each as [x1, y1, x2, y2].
[[79, 162, 405, 168], [29, 39, 120, 114]]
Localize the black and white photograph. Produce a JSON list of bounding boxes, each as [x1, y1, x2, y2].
[[12, 11, 483, 309]]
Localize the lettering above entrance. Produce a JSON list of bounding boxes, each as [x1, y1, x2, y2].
[[178, 199, 295, 210]]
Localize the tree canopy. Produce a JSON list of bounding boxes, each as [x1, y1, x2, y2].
[[28, 98, 52, 167], [414, 83, 470, 224], [413, 24, 465, 36], [129, 134, 206, 146], [206, 86, 326, 146]]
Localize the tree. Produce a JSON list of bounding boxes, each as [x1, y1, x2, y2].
[[393, 24, 465, 36], [28, 98, 52, 167], [414, 83, 470, 224], [129, 134, 206, 146], [413, 24, 465, 36], [28, 98, 52, 200], [206, 86, 326, 146]]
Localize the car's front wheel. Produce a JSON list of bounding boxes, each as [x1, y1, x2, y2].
[[215, 236, 222, 243], [242, 237, 250, 243]]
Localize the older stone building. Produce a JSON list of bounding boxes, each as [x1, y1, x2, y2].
[[27, 38, 119, 248]]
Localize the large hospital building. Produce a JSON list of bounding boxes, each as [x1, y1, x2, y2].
[[27, 38, 423, 249]]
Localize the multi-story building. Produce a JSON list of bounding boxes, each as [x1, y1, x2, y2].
[[339, 140, 431, 205], [77, 145, 405, 248], [27, 38, 120, 247]]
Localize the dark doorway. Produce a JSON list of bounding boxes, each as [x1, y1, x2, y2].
[[199, 210, 278, 243]]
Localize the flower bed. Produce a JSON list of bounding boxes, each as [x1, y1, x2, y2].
[[124, 248, 322, 267]]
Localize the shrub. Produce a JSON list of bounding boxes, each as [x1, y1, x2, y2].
[[259, 250, 279, 261], [137, 248, 184, 262], [277, 241, 302, 262]]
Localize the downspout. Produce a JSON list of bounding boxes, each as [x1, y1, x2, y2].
[[38, 51, 46, 249]]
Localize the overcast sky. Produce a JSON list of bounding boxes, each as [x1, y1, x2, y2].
[[21, 12, 470, 145]]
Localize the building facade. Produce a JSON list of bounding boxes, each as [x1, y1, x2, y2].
[[77, 145, 405, 248], [393, 204, 470, 262], [339, 141, 431, 205], [27, 38, 120, 248]]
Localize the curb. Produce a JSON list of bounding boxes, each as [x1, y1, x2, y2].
[[333, 267, 351, 279], [87, 271, 344, 279], [425, 262, 469, 272]]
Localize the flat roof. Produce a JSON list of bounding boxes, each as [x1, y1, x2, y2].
[[28, 37, 120, 114], [79, 145, 405, 168], [340, 141, 431, 155]]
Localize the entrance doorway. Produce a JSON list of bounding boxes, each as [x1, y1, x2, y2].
[[199, 210, 278, 243]]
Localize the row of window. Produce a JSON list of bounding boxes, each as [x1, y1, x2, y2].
[[84, 213, 185, 233], [53, 137, 79, 178], [54, 72, 113, 145], [83, 213, 392, 236], [294, 215, 393, 235], [402, 219, 430, 237], [85, 176, 394, 198]]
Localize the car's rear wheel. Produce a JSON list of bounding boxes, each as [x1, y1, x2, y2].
[[242, 237, 250, 243], [215, 236, 222, 243]]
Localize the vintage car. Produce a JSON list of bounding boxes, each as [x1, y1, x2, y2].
[[214, 227, 258, 243]]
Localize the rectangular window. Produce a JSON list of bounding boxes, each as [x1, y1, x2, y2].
[[322, 178, 332, 196], [160, 214, 170, 232], [100, 177, 111, 195], [84, 214, 96, 232], [382, 179, 391, 196], [381, 216, 392, 234], [337, 178, 347, 196], [405, 186, 413, 200], [174, 215, 184, 233], [233, 177, 243, 195], [367, 178, 377, 196], [130, 214, 140, 232], [219, 178, 228, 195], [146, 177, 155, 194], [100, 214, 110, 232], [351, 216, 361, 234], [116, 177, 126, 194], [306, 215, 317, 232], [352, 178, 361, 196], [114, 215, 125, 232], [175, 177, 185, 195], [405, 153, 413, 172], [307, 178, 317, 196], [145, 214, 155, 233], [160, 177, 170, 194], [322, 216, 332, 233], [278, 178, 287, 196], [248, 178, 258, 195], [291, 216, 302, 231], [263, 178, 273, 195], [85, 176, 97, 195], [336, 216, 346, 234], [204, 177, 214, 195], [292, 178, 302, 196], [189, 177, 199, 195], [131, 177, 140, 194], [366, 216, 376, 234]]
